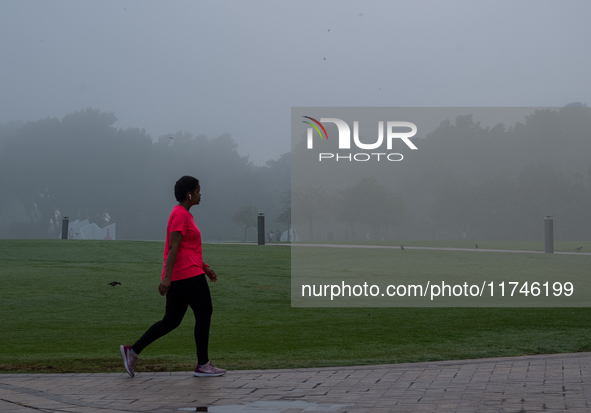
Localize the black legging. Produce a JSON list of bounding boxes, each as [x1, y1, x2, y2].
[[131, 274, 213, 365]]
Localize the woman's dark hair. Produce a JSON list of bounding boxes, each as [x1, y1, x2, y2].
[[174, 176, 200, 202]]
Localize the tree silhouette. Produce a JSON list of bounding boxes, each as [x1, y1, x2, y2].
[[232, 206, 257, 242]]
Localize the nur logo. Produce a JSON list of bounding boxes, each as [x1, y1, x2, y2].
[[302, 116, 418, 162], [302, 116, 329, 142]]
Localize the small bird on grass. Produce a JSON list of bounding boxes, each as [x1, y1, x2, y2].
[[108, 282, 121, 287], [575, 247, 583, 252], [400, 245, 404, 250], [475, 244, 479, 249]]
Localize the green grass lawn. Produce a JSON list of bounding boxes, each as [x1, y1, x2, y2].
[[1, 239, 591, 373], [290, 243, 591, 307]]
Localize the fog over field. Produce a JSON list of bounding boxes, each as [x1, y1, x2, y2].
[[1, 1, 590, 241], [1, 1, 589, 164]]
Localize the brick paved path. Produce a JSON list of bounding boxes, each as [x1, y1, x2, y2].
[[2, 353, 591, 412]]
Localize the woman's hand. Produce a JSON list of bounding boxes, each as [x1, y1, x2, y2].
[[204, 267, 218, 282], [158, 278, 171, 296]]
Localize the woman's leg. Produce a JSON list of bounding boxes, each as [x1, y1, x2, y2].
[[183, 274, 213, 365], [131, 281, 188, 354]]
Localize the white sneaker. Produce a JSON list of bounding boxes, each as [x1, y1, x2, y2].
[[193, 361, 226, 377], [120, 345, 138, 377]]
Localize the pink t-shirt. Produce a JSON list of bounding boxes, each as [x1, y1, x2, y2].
[[162, 205, 206, 281]]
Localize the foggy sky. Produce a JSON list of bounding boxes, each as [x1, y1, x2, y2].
[[1, 0, 590, 165]]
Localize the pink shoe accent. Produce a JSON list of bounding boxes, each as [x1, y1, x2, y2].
[[120, 345, 138, 377], [193, 361, 227, 377]]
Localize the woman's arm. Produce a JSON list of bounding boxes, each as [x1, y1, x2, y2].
[[204, 266, 217, 282], [158, 231, 183, 296]]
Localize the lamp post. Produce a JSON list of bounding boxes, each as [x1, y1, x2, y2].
[[61, 217, 69, 240], [544, 216, 553, 254], [258, 212, 265, 245]]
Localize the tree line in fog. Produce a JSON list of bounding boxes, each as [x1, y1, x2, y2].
[[1, 105, 590, 241], [291, 104, 591, 242], [0, 108, 289, 241]]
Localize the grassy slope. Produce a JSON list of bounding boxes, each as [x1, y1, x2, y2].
[[1, 240, 590, 373]]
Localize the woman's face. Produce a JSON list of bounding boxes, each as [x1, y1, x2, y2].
[[189, 185, 201, 205]]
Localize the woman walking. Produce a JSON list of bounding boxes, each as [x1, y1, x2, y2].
[[120, 176, 226, 377]]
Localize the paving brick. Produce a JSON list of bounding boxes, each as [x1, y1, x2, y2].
[[3, 353, 591, 412]]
